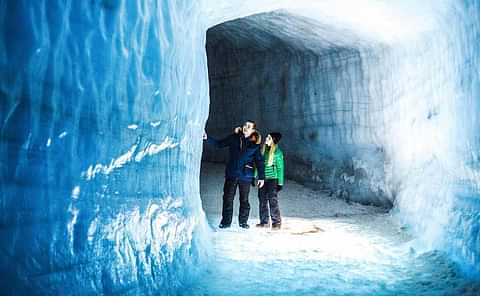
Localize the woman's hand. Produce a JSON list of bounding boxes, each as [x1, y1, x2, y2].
[[257, 179, 265, 188], [233, 126, 242, 134]]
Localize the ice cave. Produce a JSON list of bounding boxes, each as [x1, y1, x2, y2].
[[1, 0, 480, 295]]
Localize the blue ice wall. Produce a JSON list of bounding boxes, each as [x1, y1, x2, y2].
[[0, 0, 210, 294]]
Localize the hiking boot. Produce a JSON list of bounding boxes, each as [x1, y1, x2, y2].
[[256, 223, 269, 228], [218, 223, 231, 229], [239, 223, 250, 229], [271, 223, 281, 230]]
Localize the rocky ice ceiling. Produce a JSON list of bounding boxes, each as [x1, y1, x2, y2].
[[0, 0, 479, 294]]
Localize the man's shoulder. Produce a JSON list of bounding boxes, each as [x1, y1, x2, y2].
[[248, 142, 261, 150], [227, 133, 239, 141]]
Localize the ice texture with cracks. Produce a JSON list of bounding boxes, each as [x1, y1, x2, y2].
[[0, 0, 479, 294], [0, 0, 210, 294]]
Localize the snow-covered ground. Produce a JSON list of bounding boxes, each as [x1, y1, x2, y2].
[[198, 162, 480, 296]]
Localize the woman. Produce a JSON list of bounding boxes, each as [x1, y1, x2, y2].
[[256, 132, 284, 230]]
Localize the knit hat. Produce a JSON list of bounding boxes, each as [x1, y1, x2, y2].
[[269, 132, 282, 144]]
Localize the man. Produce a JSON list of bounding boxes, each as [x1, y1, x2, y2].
[[203, 120, 265, 229]]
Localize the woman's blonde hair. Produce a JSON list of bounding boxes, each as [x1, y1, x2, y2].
[[262, 134, 276, 166]]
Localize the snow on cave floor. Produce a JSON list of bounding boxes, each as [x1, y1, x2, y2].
[[197, 162, 480, 296]]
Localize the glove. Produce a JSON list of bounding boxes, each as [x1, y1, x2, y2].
[[276, 185, 283, 192]]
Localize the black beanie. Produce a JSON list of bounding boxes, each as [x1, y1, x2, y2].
[[269, 132, 282, 144]]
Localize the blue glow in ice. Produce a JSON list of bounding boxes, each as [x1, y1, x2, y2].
[[0, 0, 210, 294], [0, 0, 479, 294]]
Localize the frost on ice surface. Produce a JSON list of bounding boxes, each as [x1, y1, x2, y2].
[[81, 136, 180, 180]]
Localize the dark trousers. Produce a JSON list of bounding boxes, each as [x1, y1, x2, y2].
[[220, 178, 251, 226], [258, 179, 281, 225]]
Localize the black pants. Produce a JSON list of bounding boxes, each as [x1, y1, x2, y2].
[[220, 178, 251, 226], [258, 179, 281, 225]]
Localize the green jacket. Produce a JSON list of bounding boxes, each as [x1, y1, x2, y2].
[[263, 147, 284, 185]]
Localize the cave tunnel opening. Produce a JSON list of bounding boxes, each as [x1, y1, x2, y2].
[[196, 9, 480, 295], [201, 10, 392, 220]]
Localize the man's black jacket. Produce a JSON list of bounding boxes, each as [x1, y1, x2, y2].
[[205, 133, 265, 182]]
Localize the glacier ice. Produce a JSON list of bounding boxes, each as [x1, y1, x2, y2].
[[0, 0, 479, 294], [0, 0, 210, 294]]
